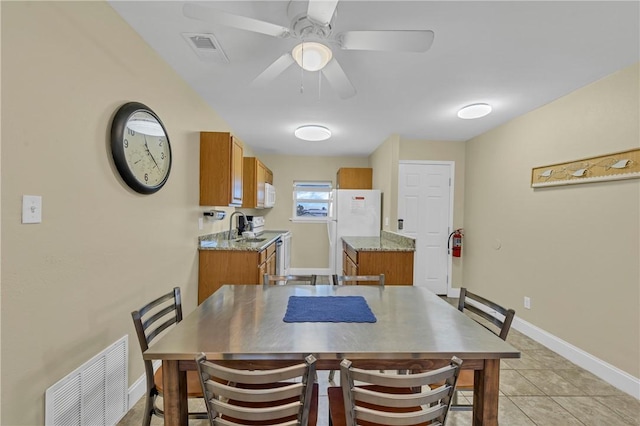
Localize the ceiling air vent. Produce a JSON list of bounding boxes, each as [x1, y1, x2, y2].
[[182, 33, 229, 63]]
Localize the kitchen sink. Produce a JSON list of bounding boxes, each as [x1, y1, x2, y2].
[[243, 238, 266, 243]]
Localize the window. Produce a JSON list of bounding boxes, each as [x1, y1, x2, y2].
[[292, 181, 333, 222]]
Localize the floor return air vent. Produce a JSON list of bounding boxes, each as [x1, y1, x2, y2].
[[45, 335, 128, 426]]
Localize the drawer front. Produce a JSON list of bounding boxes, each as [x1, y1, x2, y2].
[[345, 244, 358, 264], [266, 241, 276, 258]]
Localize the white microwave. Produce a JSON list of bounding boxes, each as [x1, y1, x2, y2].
[[265, 183, 276, 208]]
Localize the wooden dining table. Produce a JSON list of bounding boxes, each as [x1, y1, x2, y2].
[[144, 284, 520, 426]]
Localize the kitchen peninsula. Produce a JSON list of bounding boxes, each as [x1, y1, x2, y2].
[[198, 231, 287, 303], [342, 231, 415, 285]]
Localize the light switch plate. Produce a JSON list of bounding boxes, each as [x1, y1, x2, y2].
[[22, 195, 42, 224]]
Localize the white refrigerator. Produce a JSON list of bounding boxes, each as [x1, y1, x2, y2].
[[328, 189, 382, 274]]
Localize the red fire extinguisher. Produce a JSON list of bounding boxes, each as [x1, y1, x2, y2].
[[448, 228, 464, 257]]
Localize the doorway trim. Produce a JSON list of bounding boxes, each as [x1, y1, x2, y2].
[[398, 160, 455, 295]]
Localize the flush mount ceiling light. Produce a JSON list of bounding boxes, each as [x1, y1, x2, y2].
[[294, 125, 332, 141], [291, 42, 333, 71], [457, 103, 492, 119]]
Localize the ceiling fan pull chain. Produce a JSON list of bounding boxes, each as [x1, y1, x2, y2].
[[318, 71, 322, 100]]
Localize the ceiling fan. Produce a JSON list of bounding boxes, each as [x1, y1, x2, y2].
[[183, 1, 435, 99]]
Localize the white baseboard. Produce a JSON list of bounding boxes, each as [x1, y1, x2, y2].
[[127, 360, 161, 410], [446, 287, 638, 399], [512, 316, 640, 399]]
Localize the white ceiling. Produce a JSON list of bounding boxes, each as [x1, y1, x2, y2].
[[109, 1, 639, 157]]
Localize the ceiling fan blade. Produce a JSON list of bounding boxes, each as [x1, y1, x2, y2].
[[338, 30, 435, 52], [321, 58, 356, 99], [183, 3, 290, 38], [252, 53, 296, 87], [307, 0, 339, 26]]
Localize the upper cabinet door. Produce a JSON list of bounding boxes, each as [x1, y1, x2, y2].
[[200, 132, 243, 206], [336, 168, 373, 189], [230, 137, 244, 206], [242, 157, 272, 209]]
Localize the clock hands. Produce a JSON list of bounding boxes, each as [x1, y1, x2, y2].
[[143, 135, 160, 170]]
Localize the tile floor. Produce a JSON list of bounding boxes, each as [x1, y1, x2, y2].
[[118, 293, 640, 426]]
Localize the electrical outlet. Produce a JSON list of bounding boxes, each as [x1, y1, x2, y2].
[[524, 296, 531, 309]]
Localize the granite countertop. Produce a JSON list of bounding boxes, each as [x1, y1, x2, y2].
[[199, 230, 287, 251], [342, 231, 416, 252]]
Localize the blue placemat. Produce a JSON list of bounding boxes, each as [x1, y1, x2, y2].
[[283, 296, 377, 323]]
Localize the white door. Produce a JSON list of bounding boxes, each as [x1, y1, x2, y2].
[[398, 162, 453, 294]]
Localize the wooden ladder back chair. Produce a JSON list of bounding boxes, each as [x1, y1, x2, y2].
[[264, 274, 317, 286], [458, 288, 515, 341], [331, 274, 385, 286], [452, 288, 516, 411], [328, 357, 462, 426], [131, 287, 207, 426], [195, 353, 318, 426]]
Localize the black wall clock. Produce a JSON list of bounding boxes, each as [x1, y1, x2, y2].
[[110, 102, 172, 194]]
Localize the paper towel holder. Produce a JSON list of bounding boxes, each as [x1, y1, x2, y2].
[[203, 210, 226, 221]]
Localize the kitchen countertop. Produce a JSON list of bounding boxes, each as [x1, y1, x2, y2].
[[199, 230, 286, 251], [342, 231, 415, 252]]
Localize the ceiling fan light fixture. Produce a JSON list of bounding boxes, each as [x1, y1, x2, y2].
[[294, 125, 332, 141], [457, 103, 492, 119], [292, 42, 333, 71]]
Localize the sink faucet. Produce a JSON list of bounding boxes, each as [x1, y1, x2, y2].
[[228, 211, 248, 240]]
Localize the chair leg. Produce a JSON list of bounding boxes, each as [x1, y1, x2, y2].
[[142, 390, 154, 426]]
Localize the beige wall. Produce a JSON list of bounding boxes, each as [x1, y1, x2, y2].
[[1, 2, 233, 424], [370, 134, 399, 231], [257, 155, 369, 269], [463, 63, 640, 377]]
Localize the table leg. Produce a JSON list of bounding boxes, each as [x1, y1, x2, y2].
[[472, 359, 500, 426], [162, 360, 188, 426]]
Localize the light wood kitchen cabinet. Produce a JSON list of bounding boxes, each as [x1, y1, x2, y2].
[[200, 132, 243, 206], [336, 167, 373, 189], [242, 157, 272, 209], [342, 242, 413, 285], [258, 242, 277, 279], [198, 241, 277, 304]]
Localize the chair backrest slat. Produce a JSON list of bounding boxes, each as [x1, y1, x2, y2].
[[458, 288, 515, 341], [196, 353, 317, 426], [332, 274, 385, 286], [340, 357, 462, 426], [131, 287, 182, 350], [264, 274, 317, 286]]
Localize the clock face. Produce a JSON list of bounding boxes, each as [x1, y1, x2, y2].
[[111, 103, 172, 194]]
